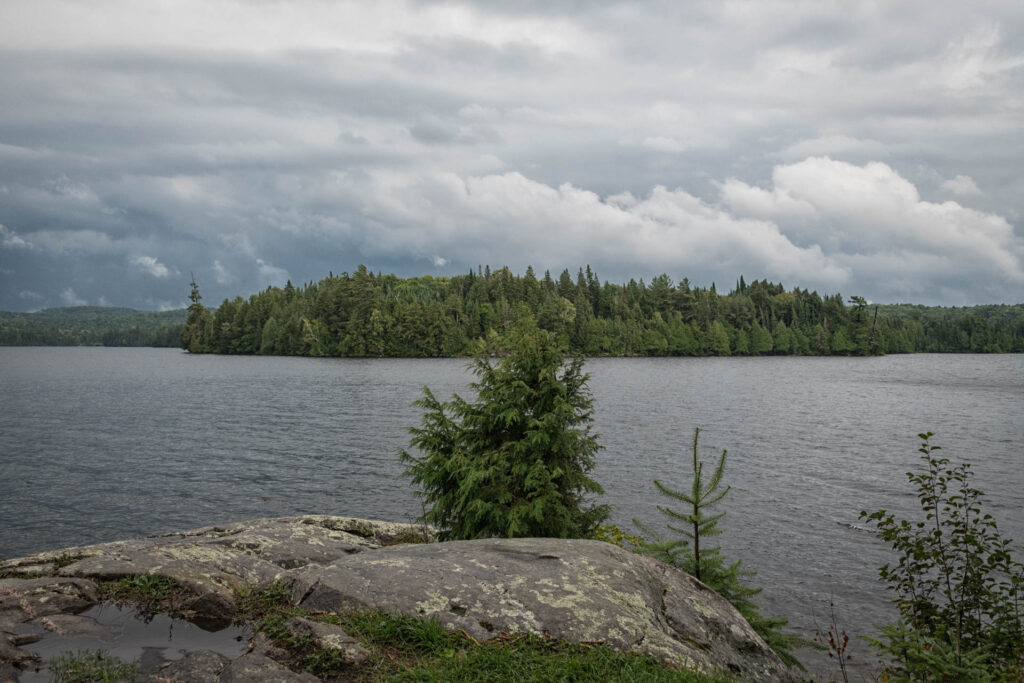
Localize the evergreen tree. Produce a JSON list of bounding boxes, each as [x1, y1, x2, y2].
[[401, 320, 609, 540], [180, 277, 212, 352], [635, 428, 801, 668]]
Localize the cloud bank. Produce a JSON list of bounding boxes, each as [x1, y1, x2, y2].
[[0, 0, 1021, 309]]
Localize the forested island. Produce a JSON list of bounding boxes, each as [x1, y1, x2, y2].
[[178, 265, 1024, 356], [3, 267, 1020, 354]]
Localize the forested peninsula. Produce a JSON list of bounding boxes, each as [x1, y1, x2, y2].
[[178, 266, 1024, 356]]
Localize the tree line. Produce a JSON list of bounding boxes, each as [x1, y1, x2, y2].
[[180, 265, 1024, 356], [0, 307, 184, 347]]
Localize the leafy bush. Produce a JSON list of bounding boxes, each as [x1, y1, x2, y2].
[[401, 322, 609, 540], [861, 432, 1024, 680]]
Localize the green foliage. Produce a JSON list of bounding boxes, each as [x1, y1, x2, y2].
[[635, 428, 803, 669], [593, 523, 646, 552], [169, 266, 1024, 357], [386, 632, 732, 682], [49, 649, 138, 683], [401, 321, 609, 540], [860, 433, 1024, 680]]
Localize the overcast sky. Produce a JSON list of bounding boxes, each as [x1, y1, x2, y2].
[[1, 1, 1022, 311]]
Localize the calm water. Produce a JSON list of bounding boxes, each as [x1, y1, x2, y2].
[[1, 348, 1021, 676]]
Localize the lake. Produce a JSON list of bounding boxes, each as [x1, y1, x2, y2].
[[1, 347, 1021, 677]]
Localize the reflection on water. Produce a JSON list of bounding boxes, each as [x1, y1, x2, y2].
[[19, 604, 248, 682], [1, 348, 1021, 678]]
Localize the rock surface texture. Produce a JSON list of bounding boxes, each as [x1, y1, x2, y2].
[[0, 516, 793, 682]]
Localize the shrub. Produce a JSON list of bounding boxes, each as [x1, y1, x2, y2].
[[860, 432, 1024, 680]]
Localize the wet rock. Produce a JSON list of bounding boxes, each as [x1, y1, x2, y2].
[[247, 632, 293, 662], [283, 616, 370, 666], [218, 652, 321, 682], [38, 612, 115, 639], [0, 661, 22, 683], [8, 622, 46, 647], [149, 649, 229, 682], [182, 591, 237, 631], [0, 637, 37, 666], [0, 577, 98, 617]]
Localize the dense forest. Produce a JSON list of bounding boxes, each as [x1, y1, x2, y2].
[[179, 266, 1024, 357], [0, 307, 184, 347]]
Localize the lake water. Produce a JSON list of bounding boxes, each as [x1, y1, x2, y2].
[[1, 347, 1021, 677]]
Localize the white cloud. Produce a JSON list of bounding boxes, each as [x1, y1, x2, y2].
[[131, 255, 171, 278], [941, 174, 982, 197], [18, 290, 43, 301], [349, 169, 847, 288], [433, 256, 448, 267], [718, 157, 1023, 299], [60, 287, 87, 306]]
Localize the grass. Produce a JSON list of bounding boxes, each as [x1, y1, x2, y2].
[[97, 574, 192, 617], [233, 580, 295, 621], [256, 606, 733, 682], [49, 649, 138, 683]]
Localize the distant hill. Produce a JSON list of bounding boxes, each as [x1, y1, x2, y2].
[[0, 306, 186, 347]]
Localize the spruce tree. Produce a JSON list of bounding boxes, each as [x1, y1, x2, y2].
[[401, 320, 609, 540]]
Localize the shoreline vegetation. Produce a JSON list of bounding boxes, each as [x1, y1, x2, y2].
[[2, 266, 1022, 353]]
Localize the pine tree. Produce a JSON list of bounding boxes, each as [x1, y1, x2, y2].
[[401, 320, 609, 540], [635, 428, 802, 668]]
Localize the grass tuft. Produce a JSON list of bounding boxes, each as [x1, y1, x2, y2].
[[233, 580, 295, 622], [49, 649, 137, 683], [97, 574, 191, 617]]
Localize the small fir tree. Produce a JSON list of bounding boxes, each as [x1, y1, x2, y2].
[[635, 428, 801, 668], [401, 320, 609, 540]]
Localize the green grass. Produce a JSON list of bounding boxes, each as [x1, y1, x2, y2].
[[257, 608, 732, 682], [97, 574, 191, 616], [49, 649, 138, 683], [233, 580, 296, 621]]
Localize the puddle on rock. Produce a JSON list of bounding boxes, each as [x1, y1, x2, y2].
[[19, 603, 249, 682]]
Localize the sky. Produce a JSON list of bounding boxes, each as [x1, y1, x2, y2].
[[1, 0, 1022, 311]]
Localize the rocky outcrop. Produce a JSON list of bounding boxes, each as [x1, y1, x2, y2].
[[0, 516, 793, 681]]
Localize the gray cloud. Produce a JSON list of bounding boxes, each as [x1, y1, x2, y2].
[[0, 0, 1021, 310]]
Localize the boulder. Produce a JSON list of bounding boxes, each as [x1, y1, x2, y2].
[[292, 536, 791, 680], [0, 517, 794, 681]]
